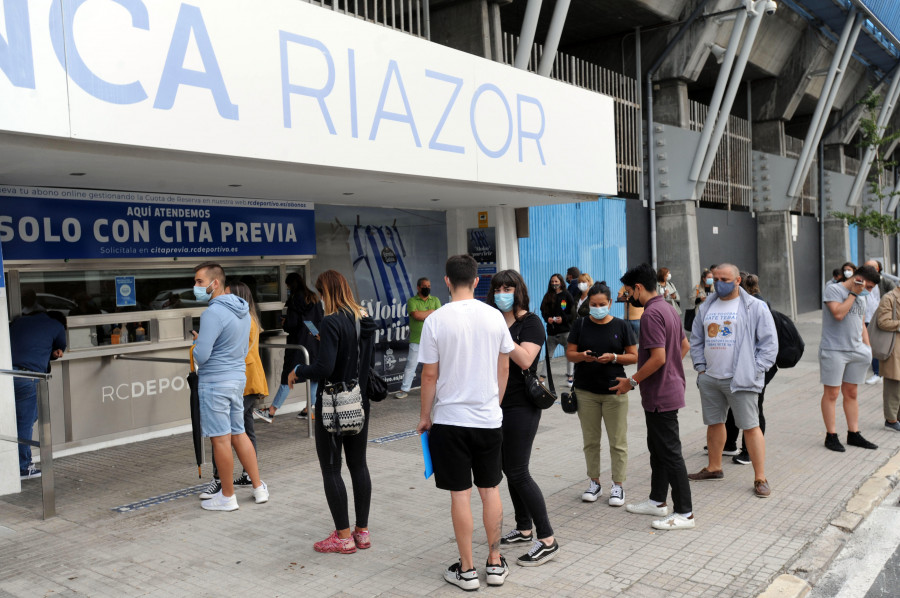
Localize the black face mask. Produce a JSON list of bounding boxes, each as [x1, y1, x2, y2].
[[627, 288, 643, 308], [420, 287, 431, 297]]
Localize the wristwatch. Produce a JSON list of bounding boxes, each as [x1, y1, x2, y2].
[[628, 377, 638, 389], [612, 353, 618, 364]]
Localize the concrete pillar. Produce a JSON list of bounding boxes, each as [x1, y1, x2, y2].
[[653, 79, 690, 129], [655, 201, 701, 303], [430, 0, 492, 59], [824, 218, 851, 273], [0, 277, 20, 495], [752, 121, 786, 157], [823, 145, 845, 173], [757, 211, 797, 318]]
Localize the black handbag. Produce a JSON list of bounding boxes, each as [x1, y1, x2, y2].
[[523, 346, 556, 409], [560, 389, 577, 414], [684, 308, 696, 332], [366, 370, 388, 402], [517, 315, 556, 409]]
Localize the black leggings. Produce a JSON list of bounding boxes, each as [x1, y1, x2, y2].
[[315, 399, 372, 530], [501, 405, 554, 538], [212, 394, 258, 480]]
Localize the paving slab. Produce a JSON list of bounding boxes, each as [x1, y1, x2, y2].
[[2, 311, 900, 597]]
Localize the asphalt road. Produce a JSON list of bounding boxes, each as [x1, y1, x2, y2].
[[810, 483, 900, 597]]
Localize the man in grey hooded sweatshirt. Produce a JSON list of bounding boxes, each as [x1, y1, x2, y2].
[[192, 262, 268, 511], [689, 264, 777, 498]]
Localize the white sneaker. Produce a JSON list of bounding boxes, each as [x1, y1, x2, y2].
[[394, 391, 409, 399], [651, 512, 695, 530], [625, 499, 669, 517], [253, 481, 269, 504], [581, 480, 602, 502], [866, 375, 883, 385], [200, 490, 239, 511], [608, 484, 625, 507]]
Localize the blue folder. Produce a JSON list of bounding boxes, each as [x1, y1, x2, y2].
[[421, 431, 434, 479]]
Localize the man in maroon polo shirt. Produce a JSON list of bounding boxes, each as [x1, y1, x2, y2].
[[612, 263, 695, 530]]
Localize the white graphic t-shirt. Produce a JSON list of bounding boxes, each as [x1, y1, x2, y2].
[[703, 297, 740, 380]]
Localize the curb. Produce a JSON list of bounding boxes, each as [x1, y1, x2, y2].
[[757, 449, 900, 597]]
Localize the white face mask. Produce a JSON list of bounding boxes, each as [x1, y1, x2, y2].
[[578, 282, 589, 292], [666, 273, 671, 281], [843, 270, 854, 278]]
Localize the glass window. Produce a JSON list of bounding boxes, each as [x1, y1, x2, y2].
[[17, 265, 281, 317]]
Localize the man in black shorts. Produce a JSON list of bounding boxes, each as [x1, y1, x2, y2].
[[417, 255, 515, 591]]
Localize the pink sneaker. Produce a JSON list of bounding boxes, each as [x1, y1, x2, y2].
[[314, 531, 356, 554], [351, 529, 371, 549]]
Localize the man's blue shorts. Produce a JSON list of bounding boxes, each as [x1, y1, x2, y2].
[[199, 378, 246, 437]]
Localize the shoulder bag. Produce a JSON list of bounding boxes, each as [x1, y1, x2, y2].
[[518, 314, 557, 409], [321, 316, 366, 436], [560, 317, 584, 414], [869, 296, 897, 361]]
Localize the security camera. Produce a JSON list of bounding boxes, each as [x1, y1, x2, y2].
[[765, 0, 777, 15]]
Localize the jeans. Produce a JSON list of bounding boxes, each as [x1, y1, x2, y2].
[[501, 405, 553, 538], [212, 394, 258, 479], [538, 332, 574, 377], [271, 380, 318, 410], [14, 375, 38, 473], [628, 320, 640, 340], [400, 342, 420, 392], [644, 409, 692, 514], [315, 398, 371, 530]]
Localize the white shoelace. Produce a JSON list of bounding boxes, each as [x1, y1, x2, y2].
[[610, 485, 623, 499], [527, 539, 545, 556], [587, 480, 601, 494]]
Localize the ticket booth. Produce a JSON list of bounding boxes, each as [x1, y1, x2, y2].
[[1, 187, 315, 452]]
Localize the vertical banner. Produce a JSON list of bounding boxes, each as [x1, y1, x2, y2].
[[468, 227, 497, 301]]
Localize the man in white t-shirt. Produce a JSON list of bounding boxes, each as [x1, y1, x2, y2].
[[416, 254, 515, 591], [689, 264, 777, 498]]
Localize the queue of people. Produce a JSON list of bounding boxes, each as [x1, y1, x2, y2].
[[176, 254, 899, 593]]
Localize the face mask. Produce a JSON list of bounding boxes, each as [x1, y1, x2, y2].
[[494, 292, 514, 312], [627, 289, 643, 308], [705, 277, 714, 286], [590, 305, 609, 320], [843, 270, 854, 278], [714, 280, 736, 297], [666, 273, 671, 281], [193, 285, 212, 302], [551, 283, 560, 289], [420, 287, 431, 297], [578, 282, 589, 292], [858, 286, 870, 297]]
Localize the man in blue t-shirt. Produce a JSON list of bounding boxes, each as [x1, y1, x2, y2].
[[10, 310, 67, 479]]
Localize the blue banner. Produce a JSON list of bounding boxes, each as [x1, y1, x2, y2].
[[0, 187, 315, 261]]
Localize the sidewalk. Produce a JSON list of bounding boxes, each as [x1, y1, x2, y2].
[[2, 311, 899, 597]]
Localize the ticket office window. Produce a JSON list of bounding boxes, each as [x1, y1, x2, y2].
[[16, 265, 282, 347]]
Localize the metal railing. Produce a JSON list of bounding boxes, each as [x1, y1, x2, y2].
[[0, 369, 54, 519], [689, 101, 752, 210], [501, 33, 643, 198], [301, 0, 429, 39]]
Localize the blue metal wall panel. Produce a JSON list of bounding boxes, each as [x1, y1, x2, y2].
[[518, 198, 628, 358], [860, 0, 900, 43], [849, 223, 859, 266]]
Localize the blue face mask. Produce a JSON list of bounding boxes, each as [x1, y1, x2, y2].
[[858, 288, 870, 297], [494, 292, 514, 312], [714, 280, 736, 297], [193, 285, 212, 302], [705, 277, 714, 286], [590, 305, 610, 320]]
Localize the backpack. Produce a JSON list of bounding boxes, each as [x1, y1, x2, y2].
[[771, 309, 804, 368]]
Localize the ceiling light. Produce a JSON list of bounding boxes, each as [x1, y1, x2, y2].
[[343, 192, 354, 196], [228, 184, 242, 187], [69, 172, 86, 176], [430, 198, 440, 202]]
